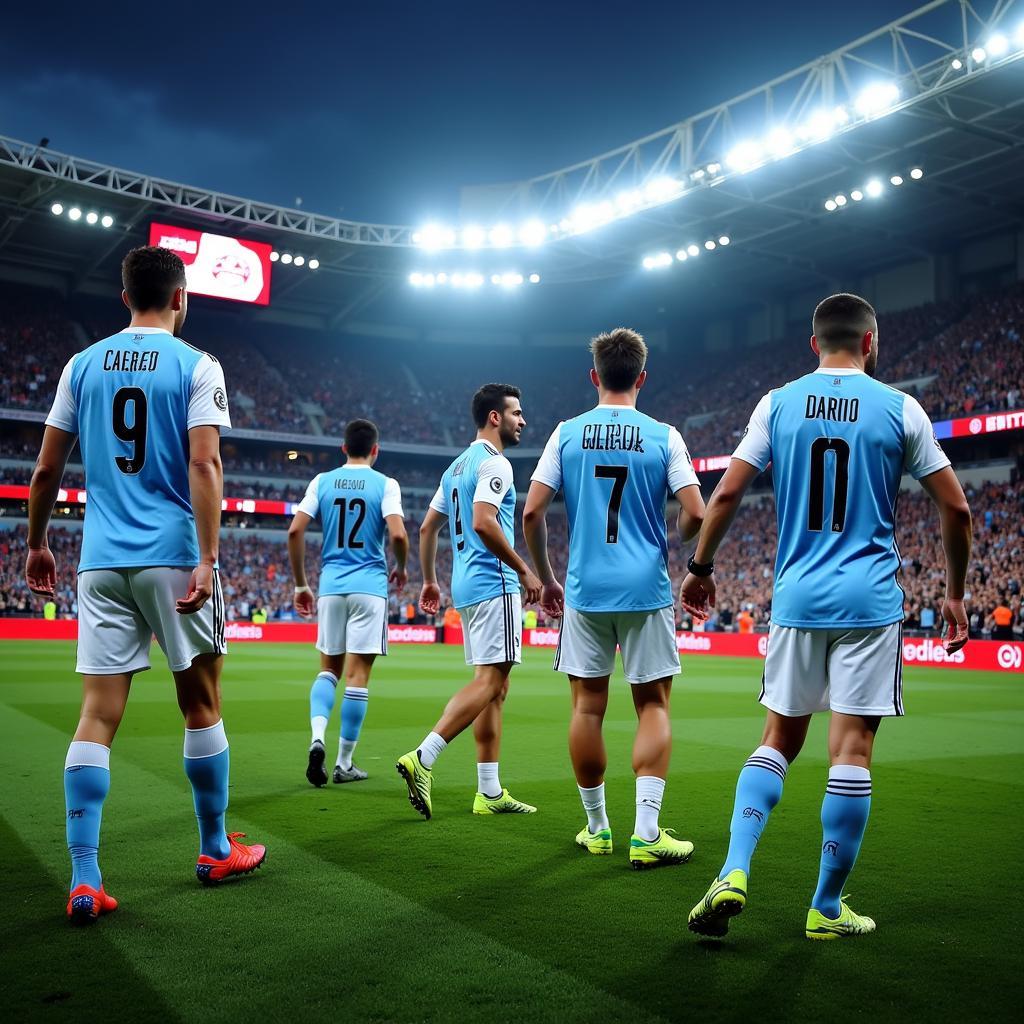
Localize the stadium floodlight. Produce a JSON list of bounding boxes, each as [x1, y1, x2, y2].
[[616, 188, 644, 211], [987, 34, 1009, 57], [951, 57, 963, 70], [644, 176, 679, 202], [294, 255, 305, 266], [450, 273, 464, 287], [436, 272, 448, 284], [971, 46, 987, 62], [642, 255, 656, 270], [850, 189, 864, 201], [499, 272, 518, 288], [835, 194, 847, 206], [825, 198, 838, 211], [1016, 22, 1024, 46], [656, 252, 672, 267], [725, 141, 762, 173], [910, 167, 924, 180], [409, 272, 422, 286], [675, 249, 688, 262], [706, 162, 722, 176], [490, 273, 502, 284], [799, 107, 840, 142], [50, 202, 63, 216], [766, 127, 796, 159], [422, 273, 435, 287], [704, 239, 716, 250], [465, 272, 484, 288], [686, 243, 699, 257], [528, 273, 541, 284], [461, 225, 485, 249], [890, 175, 904, 186], [68, 207, 82, 221], [281, 253, 293, 264], [85, 211, 98, 224], [855, 82, 899, 118], [417, 223, 455, 250], [308, 258, 319, 270], [101, 214, 114, 228], [718, 235, 730, 246], [270, 250, 280, 262], [286, 450, 299, 460], [689, 168, 706, 182], [865, 178, 884, 198], [518, 219, 547, 247], [489, 224, 513, 248]]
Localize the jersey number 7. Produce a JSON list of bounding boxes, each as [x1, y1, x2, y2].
[[594, 465, 628, 544]]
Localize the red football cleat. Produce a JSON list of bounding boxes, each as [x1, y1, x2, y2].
[[195, 832, 266, 885], [67, 884, 118, 925]]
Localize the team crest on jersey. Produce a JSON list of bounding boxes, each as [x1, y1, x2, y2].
[[490, 477, 502, 493], [214, 388, 227, 411]]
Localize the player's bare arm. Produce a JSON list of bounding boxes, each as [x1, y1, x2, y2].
[[387, 514, 410, 590], [522, 480, 564, 617], [678, 458, 760, 620], [418, 506, 445, 614], [472, 500, 542, 604], [675, 483, 706, 543], [287, 510, 316, 617], [25, 425, 78, 598], [918, 466, 973, 653], [177, 423, 222, 615]]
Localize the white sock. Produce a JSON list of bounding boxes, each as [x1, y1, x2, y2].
[[338, 738, 357, 770], [477, 762, 501, 797], [417, 731, 447, 769], [578, 783, 609, 833], [311, 717, 328, 746], [635, 775, 665, 841]]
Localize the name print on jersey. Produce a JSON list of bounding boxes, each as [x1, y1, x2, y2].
[[804, 395, 860, 423], [103, 349, 161, 373], [581, 422, 645, 452]]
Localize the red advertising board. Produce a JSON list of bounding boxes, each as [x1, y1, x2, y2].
[[150, 222, 273, 305]]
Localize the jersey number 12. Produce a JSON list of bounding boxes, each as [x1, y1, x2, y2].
[[334, 498, 366, 548]]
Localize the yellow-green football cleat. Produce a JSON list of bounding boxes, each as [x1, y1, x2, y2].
[[575, 826, 613, 855], [628, 828, 694, 870], [472, 789, 537, 815], [805, 897, 876, 940], [396, 750, 432, 820], [688, 870, 748, 937]]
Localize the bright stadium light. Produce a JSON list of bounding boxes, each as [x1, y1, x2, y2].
[[529, 273, 541, 284], [519, 219, 547, 246], [294, 255, 305, 266], [465, 272, 484, 288], [675, 249, 688, 261], [987, 33, 1009, 57], [865, 178, 884, 198], [686, 243, 699, 257], [409, 272, 423, 286], [910, 167, 924, 180], [281, 253, 293, 264], [835, 194, 847, 206], [451, 273, 464, 287], [851, 189, 864, 201], [491, 273, 502, 284], [68, 207, 82, 221], [270, 251, 280, 262], [436, 272, 448, 284], [855, 82, 900, 117], [951, 57, 963, 70], [422, 273, 435, 287], [890, 175, 904, 186], [704, 239, 716, 250], [308, 258, 319, 270], [417, 224, 455, 250], [706, 162, 722, 176], [85, 211, 98, 224], [1016, 22, 1024, 46], [766, 127, 796, 159], [489, 224, 513, 248], [644, 176, 679, 202], [825, 198, 838, 212], [972, 46, 987, 62], [725, 141, 762, 173], [101, 214, 114, 228], [461, 225, 485, 249], [799, 106, 844, 142], [718, 235, 730, 246], [50, 202, 63, 216], [616, 188, 644, 211]]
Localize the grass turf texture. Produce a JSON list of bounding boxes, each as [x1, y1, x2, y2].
[[2, 641, 1022, 1024]]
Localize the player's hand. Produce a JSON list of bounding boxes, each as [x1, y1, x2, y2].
[[941, 596, 969, 654], [519, 570, 543, 606], [540, 580, 564, 618], [419, 582, 441, 616], [293, 586, 315, 618], [176, 564, 215, 615], [25, 546, 57, 599], [389, 566, 409, 591], [679, 571, 715, 622]]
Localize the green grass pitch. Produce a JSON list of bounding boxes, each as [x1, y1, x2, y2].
[[3, 640, 1022, 1023]]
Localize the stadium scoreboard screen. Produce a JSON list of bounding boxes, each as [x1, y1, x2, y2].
[[149, 222, 272, 305]]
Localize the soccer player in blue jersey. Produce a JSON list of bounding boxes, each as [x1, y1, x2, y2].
[[287, 418, 408, 786], [682, 293, 972, 940], [523, 328, 706, 868], [396, 384, 542, 819], [25, 246, 266, 924]]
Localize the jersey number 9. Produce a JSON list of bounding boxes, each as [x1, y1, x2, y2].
[[111, 386, 148, 475]]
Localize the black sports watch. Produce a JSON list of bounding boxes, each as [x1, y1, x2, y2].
[[687, 555, 715, 577]]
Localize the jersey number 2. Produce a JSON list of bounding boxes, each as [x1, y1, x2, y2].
[[334, 498, 366, 548], [594, 465, 628, 544], [111, 387, 148, 475], [807, 437, 850, 533]]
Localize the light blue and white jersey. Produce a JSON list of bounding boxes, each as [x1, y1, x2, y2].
[[430, 439, 518, 609], [732, 368, 950, 629], [532, 405, 699, 612], [297, 466, 403, 598], [45, 327, 231, 571]]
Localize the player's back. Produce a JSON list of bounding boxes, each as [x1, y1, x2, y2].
[[437, 440, 518, 608], [747, 368, 946, 628], [554, 405, 690, 612], [46, 326, 229, 571], [310, 465, 391, 597]]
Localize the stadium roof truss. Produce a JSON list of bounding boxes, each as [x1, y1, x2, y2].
[[0, 0, 1022, 310]]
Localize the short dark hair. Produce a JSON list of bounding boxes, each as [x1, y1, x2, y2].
[[121, 246, 186, 312], [812, 293, 877, 351], [471, 383, 521, 428], [344, 418, 379, 458], [590, 327, 648, 391]]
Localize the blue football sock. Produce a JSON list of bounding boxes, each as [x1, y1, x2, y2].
[[310, 671, 338, 744], [812, 765, 872, 918], [183, 721, 231, 860], [64, 741, 111, 891], [720, 745, 788, 879], [337, 686, 369, 769]]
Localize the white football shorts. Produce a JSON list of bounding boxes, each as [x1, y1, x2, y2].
[[554, 605, 680, 684], [76, 567, 226, 675], [317, 593, 389, 656], [459, 592, 522, 666], [760, 622, 904, 717]]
